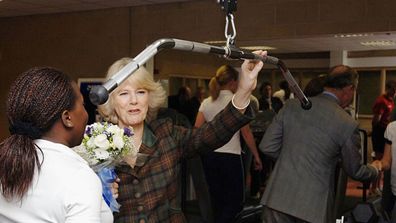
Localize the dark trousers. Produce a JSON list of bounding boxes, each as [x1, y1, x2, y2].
[[382, 170, 394, 213], [202, 152, 244, 223], [262, 206, 310, 223], [372, 125, 386, 153], [250, 151, 274, 196]]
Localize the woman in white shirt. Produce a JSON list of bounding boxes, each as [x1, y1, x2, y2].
[[377, 121, 396, 221], [273, 80, 294, 104], [0, 67, 113, 223], [195, 65, 263, 223]]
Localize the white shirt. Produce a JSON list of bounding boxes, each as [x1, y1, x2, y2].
[[199, 90, 242, 154], [273, 89, 294, 104], [384, 122, 396, 196], [250, 95, 259, 113], [0, 139, 113, 223]]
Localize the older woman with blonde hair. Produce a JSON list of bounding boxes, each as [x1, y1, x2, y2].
[[99, 58, 166, 125], [98, 52, 266, 222]]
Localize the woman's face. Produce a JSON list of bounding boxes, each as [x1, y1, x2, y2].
[[113, 78, 149, 128]]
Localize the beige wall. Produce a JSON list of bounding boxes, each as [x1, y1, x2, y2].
[[1, 0, 396, 138], [0, 8, 131, 137]]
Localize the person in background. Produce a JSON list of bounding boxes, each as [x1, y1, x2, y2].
[[259, 65, 380, 223], [382, 104, 396, 216], [168, 86, 192, 109], [169, 85, 199, 126], [97, 51, 266, 223], [195, 65, 263, 223], [249, 81, 283, 199], [189, 86, 206, 125], [258, 82, 283, 113], [250, 94, 260, 113], [0, 67, 113, 223], [273, 80, 294, 104], [375, 120, 396, 221], [244, 94, 260, 196], [371, 80, 396, 195]]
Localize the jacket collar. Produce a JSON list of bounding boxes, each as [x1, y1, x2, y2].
[[135, 122, 158, 165], [321, 91, 340, 104], [117, 122, 158, 176], [141, 122, 157, 147]]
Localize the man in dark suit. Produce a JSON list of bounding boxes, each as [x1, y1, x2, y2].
[[258, 82, 283, 113], [168, 86, 196, 125], [259, 65, 381, 223]]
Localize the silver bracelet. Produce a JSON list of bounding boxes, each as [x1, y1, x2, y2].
[[231, 94, 250, 110]]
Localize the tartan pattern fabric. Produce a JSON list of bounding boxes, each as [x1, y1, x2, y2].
[[114, 103, 254, 223]]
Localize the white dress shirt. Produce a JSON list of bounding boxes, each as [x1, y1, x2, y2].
[[0, 139, 113, 223]]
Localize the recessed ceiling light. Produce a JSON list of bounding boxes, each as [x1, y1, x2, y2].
[[334, 33, 373, 38], [240, 46, 277, 51], [204, 40, 227, 44], [203, 41, 276, 50], [360, 40, 396, 46]]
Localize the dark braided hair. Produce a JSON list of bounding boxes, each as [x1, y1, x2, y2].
[[0, 67, 76, 201]]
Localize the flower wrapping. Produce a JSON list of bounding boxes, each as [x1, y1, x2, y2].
[[75, 122, 137, 212]]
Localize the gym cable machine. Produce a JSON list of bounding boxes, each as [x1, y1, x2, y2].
[[89, 0, 312, 110]]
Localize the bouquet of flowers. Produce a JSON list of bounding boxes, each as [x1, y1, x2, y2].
[[74, 122, 137, 212]]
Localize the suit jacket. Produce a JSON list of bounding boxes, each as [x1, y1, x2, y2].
[[114, 103, 254, 223], [258, 96, 283, 113], [259, 93, 378, 223]]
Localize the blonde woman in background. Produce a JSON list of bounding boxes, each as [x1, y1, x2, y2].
[[195, 65, 263, 223]]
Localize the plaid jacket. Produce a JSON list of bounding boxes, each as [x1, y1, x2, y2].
[[114, 103, 254, 223]]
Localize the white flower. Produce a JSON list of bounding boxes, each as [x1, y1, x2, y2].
[[107, 125, 123, 135], [94, 134, 110, 149], [113, 134, 124, 149], [92, 122, 104, 133], [94, 149, 110, 160], [86, 137, 95, 149], [77, 122, 136, 169]]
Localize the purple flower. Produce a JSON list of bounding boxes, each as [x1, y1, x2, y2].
[[103, 131, 112, 139], [124, 127, 132, 137], [85, 126, 92, 136]]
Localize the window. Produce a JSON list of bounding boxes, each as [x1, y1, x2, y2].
[[357, 70, 381, 115]]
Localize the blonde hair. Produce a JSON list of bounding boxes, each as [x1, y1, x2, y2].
[[209, 65, 239, 100], [97, 57, 167, 123]]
